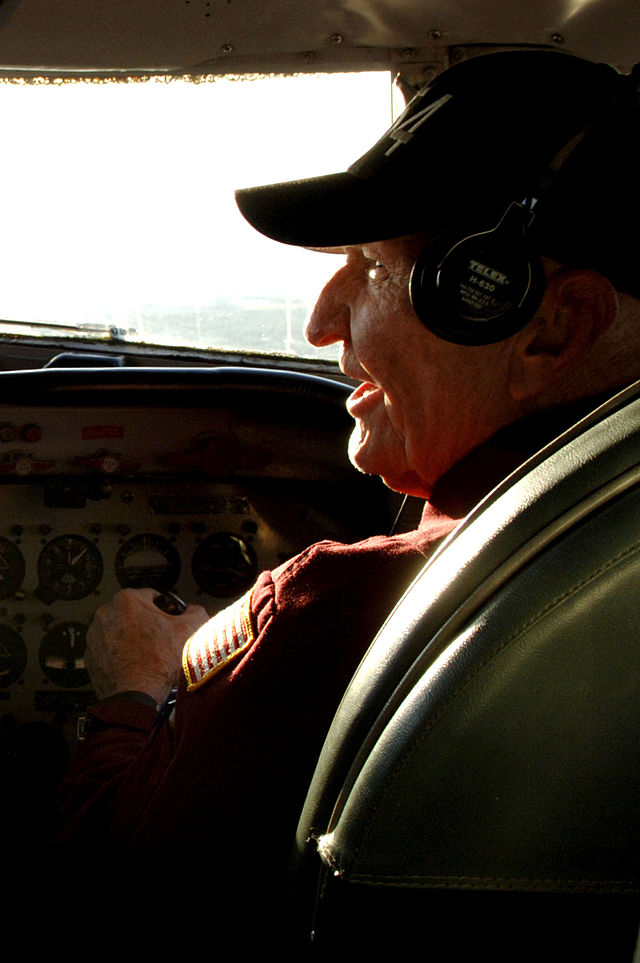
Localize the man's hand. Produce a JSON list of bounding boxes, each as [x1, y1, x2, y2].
[[85, 588, 210, 704]]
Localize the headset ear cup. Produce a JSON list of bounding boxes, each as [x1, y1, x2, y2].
[[410, 202, 545, 345]]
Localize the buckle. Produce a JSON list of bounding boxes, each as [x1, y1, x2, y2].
[[76, 713, 92, 742]]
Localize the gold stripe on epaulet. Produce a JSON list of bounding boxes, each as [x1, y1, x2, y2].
[[182, 588, 256, 691]]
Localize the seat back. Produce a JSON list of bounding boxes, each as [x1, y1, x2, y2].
[[289, 383, 640, 959]]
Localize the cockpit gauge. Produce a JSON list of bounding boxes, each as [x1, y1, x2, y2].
[[0, 537, 25, 600], [115, 533, 181, 591], [39, 621, 89, 688], [191, 532, 257, 598], [0, 624, 27, 688], [36, 535, 103, 604]]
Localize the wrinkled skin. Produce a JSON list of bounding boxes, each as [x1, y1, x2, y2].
[[305, 238, 519, 497], [85, 587, 209, 703]]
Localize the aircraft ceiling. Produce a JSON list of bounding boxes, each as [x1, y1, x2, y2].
[[0, 0, 636, 77]]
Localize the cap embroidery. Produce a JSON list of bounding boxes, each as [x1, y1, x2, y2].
[[182, 588, 256, 691], [385, 93, 453, 156]]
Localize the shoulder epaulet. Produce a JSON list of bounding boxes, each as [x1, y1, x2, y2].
[[182, 588, 256, 691]]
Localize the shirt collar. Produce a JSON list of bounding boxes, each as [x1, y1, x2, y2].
[[426, 394, 614, 522]]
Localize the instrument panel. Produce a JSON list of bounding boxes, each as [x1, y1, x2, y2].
[[0, 368, 393, 774], [0, 477, 322, 721]]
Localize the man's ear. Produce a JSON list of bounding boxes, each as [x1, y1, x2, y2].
[[509, 268, 619, 401]]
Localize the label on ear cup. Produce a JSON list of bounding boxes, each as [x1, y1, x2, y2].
[[447, 252, 514, 321]]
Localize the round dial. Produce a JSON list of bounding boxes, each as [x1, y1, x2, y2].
[[0, 624, 27, 688], [0, 537, 25, 600], [36, 535, 103, 603], [115, 533, 181, 591], [39, 621, 89, 688], [191, 532, 257, 598]]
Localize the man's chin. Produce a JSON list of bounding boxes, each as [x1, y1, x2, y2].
[[347, 432, 428, 498], [379, 471, 430, 499]]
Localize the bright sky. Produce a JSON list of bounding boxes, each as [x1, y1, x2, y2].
[[0, 72, 393, 346]]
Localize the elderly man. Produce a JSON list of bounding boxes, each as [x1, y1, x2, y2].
[[57, 49, 640, 940]]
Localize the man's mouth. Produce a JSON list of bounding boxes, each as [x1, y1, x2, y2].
[[346, 380, 384, 417]]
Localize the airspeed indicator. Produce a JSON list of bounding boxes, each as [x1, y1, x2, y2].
[[36, 535, 103, 603]]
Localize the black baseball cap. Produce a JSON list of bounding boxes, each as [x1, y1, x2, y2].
[[235, 49, 640, 294]]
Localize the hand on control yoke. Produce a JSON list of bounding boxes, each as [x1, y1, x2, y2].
[[85, 587, 210, 704]]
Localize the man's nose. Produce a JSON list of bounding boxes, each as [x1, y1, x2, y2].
[[305, 265, 352, 347]]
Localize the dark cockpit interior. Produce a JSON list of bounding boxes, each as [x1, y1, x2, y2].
[[1, 2, 640, 958]]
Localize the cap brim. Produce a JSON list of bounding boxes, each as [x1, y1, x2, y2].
[[235, 170, 423, 248]]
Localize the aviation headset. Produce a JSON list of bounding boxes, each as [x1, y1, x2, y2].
[[408, 67, 640, 346], [409, 200, 543, 345]]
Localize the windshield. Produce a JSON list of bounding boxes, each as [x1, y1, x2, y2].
[[0, 71, 393, 362]]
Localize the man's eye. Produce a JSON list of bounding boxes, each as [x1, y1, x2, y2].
[[367, 261, 388, 282]]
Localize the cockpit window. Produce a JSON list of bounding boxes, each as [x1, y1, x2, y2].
[[0, 72, 392, 362]]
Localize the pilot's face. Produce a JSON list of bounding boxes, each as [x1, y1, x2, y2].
[[305, 237, 518, 498]]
